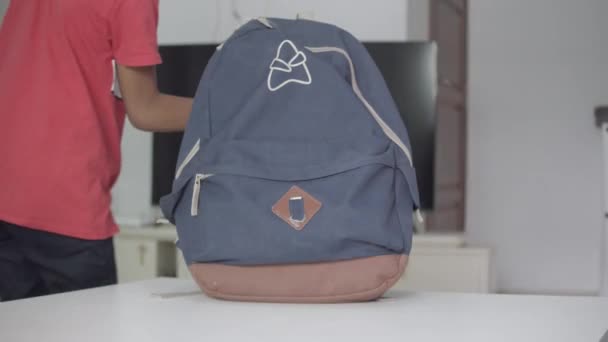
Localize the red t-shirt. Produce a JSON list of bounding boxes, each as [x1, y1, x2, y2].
[[0, 0, 162, 239]]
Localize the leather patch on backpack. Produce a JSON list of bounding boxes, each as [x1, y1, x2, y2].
[[272, 186, 322, 231]]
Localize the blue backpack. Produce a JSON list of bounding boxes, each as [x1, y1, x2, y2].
[[161, 18, 421, 303]]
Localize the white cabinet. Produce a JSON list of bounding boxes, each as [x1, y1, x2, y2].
[[116, 226, 492, 293], [386, 234, 493, 293], [114, 227, 176, 283], [396, 246, 492, 293]]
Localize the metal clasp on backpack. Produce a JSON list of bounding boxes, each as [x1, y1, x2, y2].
[[288, 196, 306, 227]]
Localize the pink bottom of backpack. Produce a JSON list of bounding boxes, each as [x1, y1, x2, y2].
[[189, 254, 407, 303]]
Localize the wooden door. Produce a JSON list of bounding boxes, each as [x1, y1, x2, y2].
[[428, 0, 468, 231]]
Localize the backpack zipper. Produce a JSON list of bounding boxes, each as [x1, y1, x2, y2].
[[191, 173, 214, 216]]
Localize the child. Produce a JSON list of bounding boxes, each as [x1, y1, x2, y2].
[[0, 0, 192, 300]]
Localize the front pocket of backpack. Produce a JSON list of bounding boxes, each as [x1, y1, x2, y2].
[[176, 163, 410, 266]]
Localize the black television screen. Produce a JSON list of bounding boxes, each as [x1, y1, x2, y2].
[[364, 42, 437, 209], [153, 42, 437, 209]]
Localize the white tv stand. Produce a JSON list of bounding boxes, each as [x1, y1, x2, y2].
[[114, 225, 492, 293]]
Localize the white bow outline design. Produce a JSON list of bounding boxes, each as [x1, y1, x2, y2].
[[267, 40, 312, 92]]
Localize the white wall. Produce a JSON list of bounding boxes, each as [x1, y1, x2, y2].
[[407, 0, 429, 41], [158, 0, 408, 45], [467, 0, 608, 295]]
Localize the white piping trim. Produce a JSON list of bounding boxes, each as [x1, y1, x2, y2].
[[175, 139, 200, 179], [305, 46, 413, 167], [256, 17, 273, 28]]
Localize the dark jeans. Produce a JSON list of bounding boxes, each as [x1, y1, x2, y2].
[[0, 220, 117, 301]]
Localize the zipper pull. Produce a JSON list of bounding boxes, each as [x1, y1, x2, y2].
[[191, 174, 213, 216]]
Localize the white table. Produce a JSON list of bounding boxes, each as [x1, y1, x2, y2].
[[1, 278, 606, 342]]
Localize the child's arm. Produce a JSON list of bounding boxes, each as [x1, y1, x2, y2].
[[116, 64, 193, 132]]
